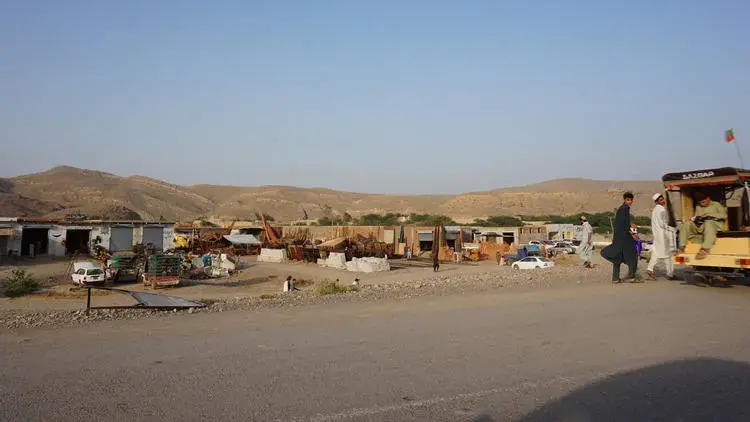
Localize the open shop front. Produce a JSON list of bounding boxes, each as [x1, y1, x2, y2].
[[21, 227, 49, 256], [65, 229, 91, 255]]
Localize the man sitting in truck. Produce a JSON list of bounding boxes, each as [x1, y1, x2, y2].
[[678, 191, 727, 259]]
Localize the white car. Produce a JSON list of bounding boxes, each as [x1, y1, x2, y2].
[[71, 262, 106, 286], [512, 256, 555, 270], [556, 241, 577, 254]]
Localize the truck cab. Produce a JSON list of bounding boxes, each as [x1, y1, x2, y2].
[[664, 167, 750, 282]]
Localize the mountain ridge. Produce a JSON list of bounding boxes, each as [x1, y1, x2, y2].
[[0, 166, 662, 221]]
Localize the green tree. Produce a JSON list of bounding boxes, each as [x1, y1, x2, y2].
[[317, 216, 344, 226], [486, 216, 523, 226]]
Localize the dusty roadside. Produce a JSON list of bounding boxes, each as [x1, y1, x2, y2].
[[1, 255, 677, 330]]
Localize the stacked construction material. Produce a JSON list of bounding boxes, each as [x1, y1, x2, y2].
[[345, 257, 390, 273]]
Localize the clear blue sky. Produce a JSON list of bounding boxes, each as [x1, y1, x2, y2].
[[1, 0, 749, 194]]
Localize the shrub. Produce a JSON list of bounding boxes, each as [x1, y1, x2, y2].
[[294, 278, 313, 288], [316, 280, 350, 295], [3, 269, 39, 298]]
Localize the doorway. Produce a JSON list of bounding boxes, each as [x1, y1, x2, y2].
[[21, 228, 49, 256], [66, 229, 91, 255]]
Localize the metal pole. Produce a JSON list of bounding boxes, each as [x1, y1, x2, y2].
[[734, 140, 746, 169], [86, 287, 91, 315]]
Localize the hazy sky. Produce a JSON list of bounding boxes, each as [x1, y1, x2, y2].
[[1, 1, 749, 194]]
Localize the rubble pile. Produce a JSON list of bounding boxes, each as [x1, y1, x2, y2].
[[185, 253, 238, 278]]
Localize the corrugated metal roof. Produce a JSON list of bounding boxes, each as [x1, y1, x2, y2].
[[8, 217, 175, 225], [223, 234, 261, 245]]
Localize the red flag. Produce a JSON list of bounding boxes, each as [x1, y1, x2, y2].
[[725, 129, 735, 143]]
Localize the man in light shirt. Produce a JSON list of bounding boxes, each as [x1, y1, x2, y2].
[[678, 191, 727, 259], [647, 193, 675, 279], [578, 216, 593, 268]]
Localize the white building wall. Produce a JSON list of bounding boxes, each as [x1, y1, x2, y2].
[[133, 226, 143, 246], [8, 224, 22, 255], [91, 225, 111, 251], [3, 222, 176, 256], [48, 226, 66, 257], [163, 226, 175, 250]]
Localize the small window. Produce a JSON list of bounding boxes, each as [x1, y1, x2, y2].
[[76, 269, 86, 275], [86, 269, 103, 275]]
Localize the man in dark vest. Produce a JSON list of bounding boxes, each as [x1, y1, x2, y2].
[[601, 192, 641, 283]]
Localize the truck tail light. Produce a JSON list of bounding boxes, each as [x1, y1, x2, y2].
[[675, 256, 688, 264], [736, 258, 750, 266]]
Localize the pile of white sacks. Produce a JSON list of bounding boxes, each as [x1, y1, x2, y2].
[[317, 252, 390, 273], [345, 257, 390, 273], [317, 252, 347, 270], [257, 248, 288, 263]]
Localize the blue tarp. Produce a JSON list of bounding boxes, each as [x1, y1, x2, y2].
[[525, 244, 541, 253]]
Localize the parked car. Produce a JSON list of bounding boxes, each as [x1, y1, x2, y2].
[[512, 256, 555, 270], [549, 242, 575, 254], [557, 240, 578, 253], [71, 262, 105, 286]]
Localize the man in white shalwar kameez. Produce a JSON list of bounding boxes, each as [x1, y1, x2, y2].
[[647, 193, 676, 279], [578, 216, 594, 268]]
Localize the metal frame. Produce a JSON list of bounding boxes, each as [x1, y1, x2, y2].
[[84, 286, 205, 314]]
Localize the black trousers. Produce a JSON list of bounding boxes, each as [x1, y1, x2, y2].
[[612, 258, 637, 281]]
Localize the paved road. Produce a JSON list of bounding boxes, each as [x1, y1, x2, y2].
[[2, 282, 750, 421]]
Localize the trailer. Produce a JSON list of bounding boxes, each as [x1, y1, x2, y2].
[[142, 254, 181, 288]]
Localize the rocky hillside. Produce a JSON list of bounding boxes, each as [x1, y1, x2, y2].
[[0, 166, 662, 221]]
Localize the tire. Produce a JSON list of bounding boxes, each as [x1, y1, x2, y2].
[[512, 264, 519, 270]]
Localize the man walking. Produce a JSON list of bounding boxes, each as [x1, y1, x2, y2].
[[601, 192, 640, 283], [578, 216, 594, 268], [648, 193, 675, 280], [432, 254, 440, 272]]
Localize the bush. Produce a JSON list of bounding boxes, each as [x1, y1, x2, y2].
[[295, 278, 313, 288], [3, 269, 39, 298], [316, 280, 350, 295]]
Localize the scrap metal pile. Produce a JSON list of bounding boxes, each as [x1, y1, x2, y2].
[[77, 240, 241, 288], [173, 221, 261, 256], [182, 252, 238, 279]]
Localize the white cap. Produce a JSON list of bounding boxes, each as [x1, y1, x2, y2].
[[652, 193, 663, 202]]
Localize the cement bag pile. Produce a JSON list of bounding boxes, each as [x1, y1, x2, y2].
[[346, 257, 390, 273], [317, 252, 347, 270], [258, 248, 287, 263]]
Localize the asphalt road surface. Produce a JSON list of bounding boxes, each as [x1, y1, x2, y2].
[[2, 281, 750, 421]]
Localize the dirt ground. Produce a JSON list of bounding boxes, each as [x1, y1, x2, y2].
[[0, 255, 529, 310]]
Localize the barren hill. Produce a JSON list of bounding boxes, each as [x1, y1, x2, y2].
[[0, 166, 662, 221], [9, 166, 213, 221]]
